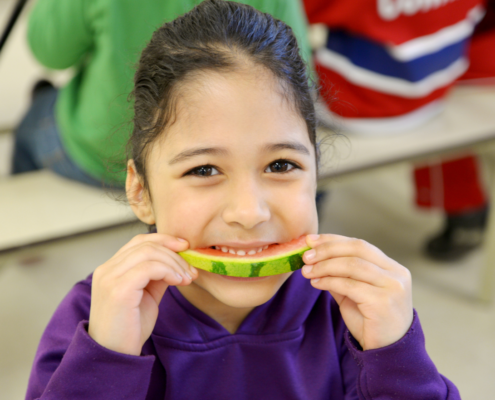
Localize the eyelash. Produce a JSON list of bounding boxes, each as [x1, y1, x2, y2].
[[264, 159, 301, 174], [184, 159, 301, 178], [184, 165, 219, 178]]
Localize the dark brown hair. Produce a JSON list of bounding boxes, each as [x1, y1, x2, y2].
[[129, 0, 317, 191]]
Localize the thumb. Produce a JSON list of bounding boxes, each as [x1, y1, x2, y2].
[[145, 279, 170, 305]]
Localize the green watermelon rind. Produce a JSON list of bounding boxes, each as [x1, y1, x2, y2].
[[179, 245, 311, 277]]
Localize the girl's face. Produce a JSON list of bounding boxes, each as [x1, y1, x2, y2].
[[129, 67, 318, 310]]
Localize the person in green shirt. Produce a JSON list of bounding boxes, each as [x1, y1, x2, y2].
[[11, 0, 311, 187]]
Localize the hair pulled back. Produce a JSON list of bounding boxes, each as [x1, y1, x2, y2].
[[129, 0, 317, 190]]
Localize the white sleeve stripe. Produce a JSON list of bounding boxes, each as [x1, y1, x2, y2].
[[386, 4, 485, 61], [316, 47, 468, 98], [316, 99, 445, 134]]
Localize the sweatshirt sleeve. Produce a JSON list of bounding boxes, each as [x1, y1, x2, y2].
[[26, 279, 155, 400], [344, 310, 461, 400], [27, 0, 94, 69]]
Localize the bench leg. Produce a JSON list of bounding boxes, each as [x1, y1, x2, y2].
[[479, 154, 495, 302]]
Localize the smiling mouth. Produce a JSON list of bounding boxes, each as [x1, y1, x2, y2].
[[209, 244, 274, 256]]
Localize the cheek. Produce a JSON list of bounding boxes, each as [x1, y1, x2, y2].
[[293, 195, 318, 232], [154, 186, 222, 238], [274, 181, 317, 226]]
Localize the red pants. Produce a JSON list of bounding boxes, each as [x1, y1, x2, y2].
[[414, 155, 487, 214], [413, 19, 495, 214]]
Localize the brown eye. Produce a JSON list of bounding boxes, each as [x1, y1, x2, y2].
[[265, 160, 297, 173], [196, 166, 212, 176], [188, 165, 219, 177]]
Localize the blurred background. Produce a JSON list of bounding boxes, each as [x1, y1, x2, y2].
[[1, 0, 495, 398]]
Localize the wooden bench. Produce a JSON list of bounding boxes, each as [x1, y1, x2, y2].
[[0, 170, 137, 252]]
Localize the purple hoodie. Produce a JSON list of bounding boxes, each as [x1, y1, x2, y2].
[[26, 271, 460, 399]]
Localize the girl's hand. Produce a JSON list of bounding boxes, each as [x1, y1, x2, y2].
[[88, 234, 198, 356], [302, 234, 413, 350]]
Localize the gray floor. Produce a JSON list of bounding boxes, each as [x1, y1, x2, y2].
[[1, 159, 494, 399]]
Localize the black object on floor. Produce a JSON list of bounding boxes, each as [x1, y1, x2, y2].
[[425, 206, 489, 261]]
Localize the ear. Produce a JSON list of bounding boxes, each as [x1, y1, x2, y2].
[[126, 159, 156, 225]]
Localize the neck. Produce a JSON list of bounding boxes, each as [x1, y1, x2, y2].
[[176, 283, 254, 334]]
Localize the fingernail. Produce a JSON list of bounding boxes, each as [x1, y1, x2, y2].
[[177, 238, 187, 242], [189, 266, 198, 274], [303, 265, 313, 274], [312, 278, 320, 284], [305, 249, 316, 261], [185, 272, 192, 280], [308, 234, 320, 241], [175, 273, 183, 282]]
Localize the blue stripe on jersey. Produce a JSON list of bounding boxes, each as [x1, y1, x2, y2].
[[326, 30, 469, 83]]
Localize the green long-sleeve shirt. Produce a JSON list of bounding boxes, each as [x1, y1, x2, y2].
[[28, 0, 311, 185]]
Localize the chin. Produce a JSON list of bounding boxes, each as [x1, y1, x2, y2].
[[196, 271, 292, 309]]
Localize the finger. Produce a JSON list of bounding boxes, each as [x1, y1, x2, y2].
[[140, 257, 196, 285], [305, 233, 348, 247], [114, 233, 189, 258], [310, 276, 379, 305], [304, 235, 399, 272], [145, 265, 199, 303], [119, 260, 192, 295], [301, 257, 390, 287], [104, 241, 193, 278], [125, 240, 193, 272], [95, 262, 180, 310]]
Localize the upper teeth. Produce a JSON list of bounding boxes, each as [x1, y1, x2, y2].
[[214, 245, 269, 256]]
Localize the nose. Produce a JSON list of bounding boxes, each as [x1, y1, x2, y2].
[[222, 178, 271, 230]]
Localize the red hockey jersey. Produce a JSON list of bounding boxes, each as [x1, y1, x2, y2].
[[304, 0, 488, 132]]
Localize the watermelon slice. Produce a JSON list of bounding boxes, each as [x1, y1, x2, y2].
[[179, 236, 311, 277]]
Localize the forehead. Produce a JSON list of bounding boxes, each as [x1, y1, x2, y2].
[[154, 67, 313, 156]]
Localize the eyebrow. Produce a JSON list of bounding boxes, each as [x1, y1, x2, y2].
[[168, 141, 310, 165], [168, 147, 229, 165], [263, 141, 311, 156]]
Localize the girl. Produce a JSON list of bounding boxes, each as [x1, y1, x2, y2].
[[26, 1, 461, 399]]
